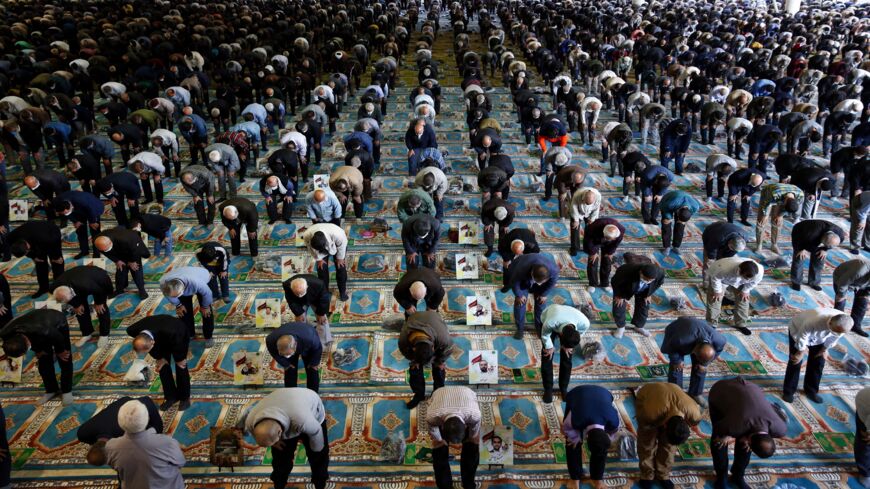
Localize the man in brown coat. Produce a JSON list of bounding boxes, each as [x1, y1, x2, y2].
[[329, 166, 365, 218], [398, 310, 453, 410], [635, 382, 702, 489]]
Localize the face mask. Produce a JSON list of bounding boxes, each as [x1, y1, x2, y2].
[[283, 353, 294, 359]]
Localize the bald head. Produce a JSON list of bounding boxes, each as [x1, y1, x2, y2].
[[24, 175, 38, 189], [266, 175, 279, 187], [572, 172, 585, 185], [511, 239, 525, 256], [94, 236, 113, 252], [53, 286, 74, 304], [132, 334, 154, 353], [693, 342, 717, 364], [313, 189, 327, 203], [828, 314, 853, 334], [253, 419, 283, 447], [290, 278, 308, 297], [409, 281, 427, 301], [222, 205, 238, 220], [583, 190, 597, 205], [603, 224, 621, 240], [276, 334, 297, 357], [749, 174, 764, 187]]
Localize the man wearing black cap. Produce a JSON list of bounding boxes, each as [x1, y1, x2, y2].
[[399, 310, 453, 409], [562, 385, 620, 489], [401, 214, 440, 269], [266, 322, 323, 391], [8, 220, 65, 298], [127, 315, 191, 411]]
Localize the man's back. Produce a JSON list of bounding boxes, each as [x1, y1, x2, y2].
[[105, 428, 185, 489]]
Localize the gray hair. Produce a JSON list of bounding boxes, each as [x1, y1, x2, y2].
[[161, 278, 185, 298]]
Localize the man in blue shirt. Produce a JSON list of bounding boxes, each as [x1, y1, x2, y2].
[[562, 385, 620, 488], [266, 322, 323, 392], [660, 317, 726, 406], [659, 190, 700, 254], [160, 266, 215, 346], [501, 253, 560, 339]]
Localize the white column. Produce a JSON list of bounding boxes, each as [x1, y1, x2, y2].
[[784, 0, 800, 15]]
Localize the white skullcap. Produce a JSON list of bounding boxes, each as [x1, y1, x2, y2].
[[265, 102, 274, 112], [555, 153, 569, 166], [117, 400, 149, 434], [494, 206, 508, 221], [210, 108, 220, 117], [208, 150, 221, 162]]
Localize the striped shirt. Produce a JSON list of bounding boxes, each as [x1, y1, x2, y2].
[[758, 183, 804, 211], [426, 386, 481, 444]]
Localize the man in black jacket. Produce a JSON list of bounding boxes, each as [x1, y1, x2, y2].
[[393, 267, 445, 317], [498, 228, 540, 268], [611, 262, 665, 339], [8, 220, 65, 297], [283, 274, 332, 326], [94, 228, 151, 299], [66, 153, 103, 194], [78, 396, 163, 466], [790, 220, 845, 291], [94, 171, 142, 227], [24, 169, 71, 221], [583, 218, 625, 287], [219, 197, 259, 256], [195, 242, 231, 301], [402, 214, 440, 269], [127, 315, 191, 411], [130, 214, 173, 258], [0, 309, 73, 405], [51, 265, 114, 348], [481, 198, 515, 256], [265, 322, 323, 391]]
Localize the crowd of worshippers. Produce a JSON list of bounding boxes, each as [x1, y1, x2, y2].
[[0, 0, 868, 489]]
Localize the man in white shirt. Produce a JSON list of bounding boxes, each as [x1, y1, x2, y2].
[[706, 257, 763, 335], [782, 308, 851, 404], [569, 187, 602, 256], [303, 223, 348, 301]]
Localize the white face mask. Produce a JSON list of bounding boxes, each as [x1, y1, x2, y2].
[[282, 353, 294, 359]]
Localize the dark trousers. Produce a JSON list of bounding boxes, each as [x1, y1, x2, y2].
[[433, 442, 479, 489], [193, 198, 215, 225], [726, 195, 751, 223], [75, 302, 111, 337], [160, 359, 191, 402], [205, 266, 230, 300], [38, 335, 73, 394], [783, 334, 825, 397], [710, 438, 752, 480], [179, 294, 215, 339], [587, 253, 613, 287], [229, 223, 259, 256], [541, 338, 572, 396], [75, 221, 101, 256], [434, 197, 444, 221], [835, 288, 869, 332], [791, 253, 824, 288], [514, 294, 544, 333], [110, 201, 136, 227], [282, 354, 321, 393], [408, 363, 445, 402], [662, 221, 686, 249], [140, 176, 164, 203], [857, 415, 869, 477], [569, 223, 583, 254], [115, 260, 146, 294], [316, 254, 347, 296], [266, 196, 294, 223], [667, 353, 707, 397], [613, 295, 649, 329], [269, 422, 330, 489], [567, 437, 606, 480], [483, 223, 506, 253], [35, 258, 65, 292], [706, 176, 727, 199]]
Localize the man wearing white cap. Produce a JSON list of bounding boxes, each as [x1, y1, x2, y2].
[[104, 399, 186, 489]]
